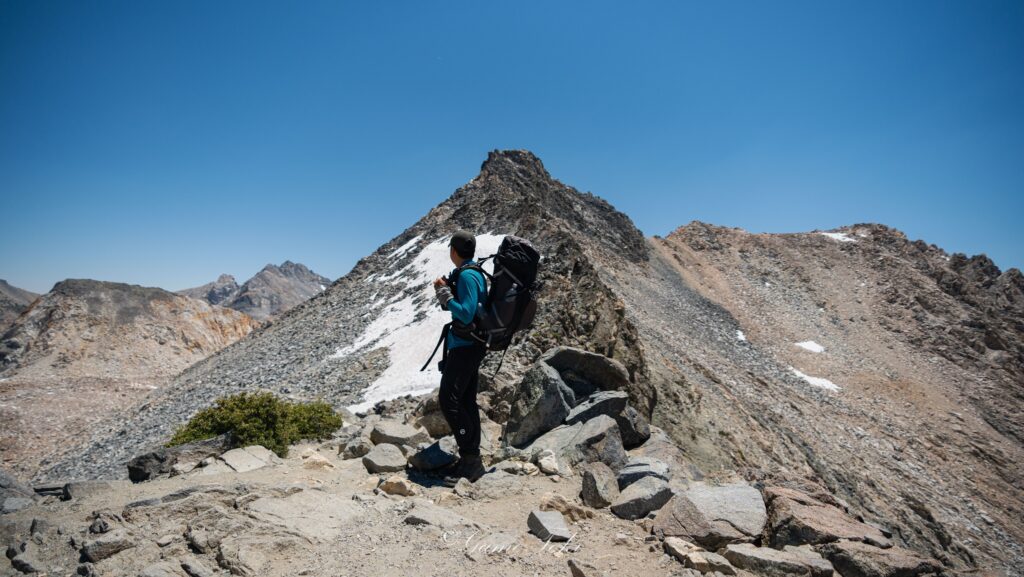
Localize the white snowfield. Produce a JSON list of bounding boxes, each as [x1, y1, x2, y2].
[[795, 340, 825, 353], [819, 231, 856, 243], [789, 367, 841, 392], [338, 233, 507, 413], [736, 330, 747, 342]]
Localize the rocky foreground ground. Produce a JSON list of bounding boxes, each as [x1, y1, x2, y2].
[[2, 347, 947, 577]]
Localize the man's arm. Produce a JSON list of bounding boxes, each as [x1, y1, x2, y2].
[[445, 272, 483, 325]]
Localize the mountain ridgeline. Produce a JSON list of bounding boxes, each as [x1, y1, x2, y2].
[[36, 150, 1024, 574], [178, 261, 331, 321]]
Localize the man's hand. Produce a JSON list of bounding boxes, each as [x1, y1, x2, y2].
[[435, 284, 454, 310], [432, 276, 447, 289]]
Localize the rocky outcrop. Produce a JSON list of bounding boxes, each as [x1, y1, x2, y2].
[[0, 280, 37, 332]]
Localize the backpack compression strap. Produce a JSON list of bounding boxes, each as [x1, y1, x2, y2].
[[420, 322, 451, 372]]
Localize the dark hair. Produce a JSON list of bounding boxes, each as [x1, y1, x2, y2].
[[450, 230, 476, 259]]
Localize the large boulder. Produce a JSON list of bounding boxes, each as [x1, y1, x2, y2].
[[652, 482, 766, 548], [369, 420, 431, 447], [526, 414, 628, 471], [610, 476, 673, 520], [408, 436, 459, 471], [628, 426, 702, 485], [818, 541, 941, 577], [580, 462, 620, 508], [540, 346, 631, 398], [765, 486, 890, 548], [685, 482, 767, 539], [81, 528, 135, 562], [565, 390, 629, 426], [503, 363, 573, 447], [126, 434, 233, 483], [362, 443, 408, 473], [616, 405, 651, 449], [616, 456, 671, 489], [1, 469, 36, 514]]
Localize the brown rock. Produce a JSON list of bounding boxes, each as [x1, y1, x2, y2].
[[765, 486, 891, 548], [819, 540, 941, 577]]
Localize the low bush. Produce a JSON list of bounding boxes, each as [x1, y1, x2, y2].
[[167, 391, 342, 457]]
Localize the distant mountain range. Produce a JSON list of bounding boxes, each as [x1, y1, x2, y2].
[[178, 261, 331, 321], [0, 261, 329, 478]]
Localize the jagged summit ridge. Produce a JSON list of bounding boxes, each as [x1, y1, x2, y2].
[[179, 261, 331, 321]]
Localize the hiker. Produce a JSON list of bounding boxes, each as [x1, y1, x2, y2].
[[432, 230, 489, 484]]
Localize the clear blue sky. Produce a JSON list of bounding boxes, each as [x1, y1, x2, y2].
[[1, 1, 1021, 294]]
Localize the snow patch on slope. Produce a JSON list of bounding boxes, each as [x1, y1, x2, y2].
[[338, 233, 506, 413], [820, 232, 856, 243], [795, 340, 825, 353], [789, 367, 841, 392]]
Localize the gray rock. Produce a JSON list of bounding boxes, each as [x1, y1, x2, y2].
[[527, 509, 572, 542], [503, 363, 572, 447], [361, 443, 407, 473], [404, 498, 479, 529], [81, 528, 135, 562], [616, 456, 671, 489], [1, 497, 33, 515], [783, 545, 836, 577], [565, 390, 629, 425], [139, 561, 188, 577], [540, 346, 631, 399], [219, 445, 278, 472], [63, 480, 124, 501], [685, 482, 767, 539], [682, 550, 736, 575], [724, 543, 831, 577], [126, 434, 232, 483], [615, 405, 651, 449], [0, 469, 35, 501], [526, 414, 628, 471], [180, 557, 214, 577], [567, 558, 601, 577], [339, 437, 373, 459], [410, 396, 451, 438], [370, 420, 431, 446], [610, 476, 673, 520], [580, 462, 620, 508], [663, 536, 701, 561], [407, 436, 458, 471], [11, 552, 44, 574]]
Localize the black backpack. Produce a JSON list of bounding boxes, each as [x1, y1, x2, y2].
[[421, 235, 542, 373]]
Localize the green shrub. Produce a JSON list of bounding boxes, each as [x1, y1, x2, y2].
[[167, 391, 343, 457]]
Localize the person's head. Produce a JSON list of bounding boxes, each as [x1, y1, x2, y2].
[[448, 230, 476, 265]]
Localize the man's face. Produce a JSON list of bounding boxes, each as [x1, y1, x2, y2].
[[449, 245, 458, 265]]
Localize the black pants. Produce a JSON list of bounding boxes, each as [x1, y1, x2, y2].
[[438, 343, 487, 458]]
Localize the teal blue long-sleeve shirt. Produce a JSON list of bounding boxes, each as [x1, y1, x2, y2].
[[446, 261, 487, 349]]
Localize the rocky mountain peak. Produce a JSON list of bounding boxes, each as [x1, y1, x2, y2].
[[477, 149, 551, 181]]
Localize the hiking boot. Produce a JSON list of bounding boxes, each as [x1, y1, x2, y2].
[[442, 454, 485, 487]]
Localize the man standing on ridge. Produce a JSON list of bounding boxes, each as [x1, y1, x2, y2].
[[432, 230, 489, 485]]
